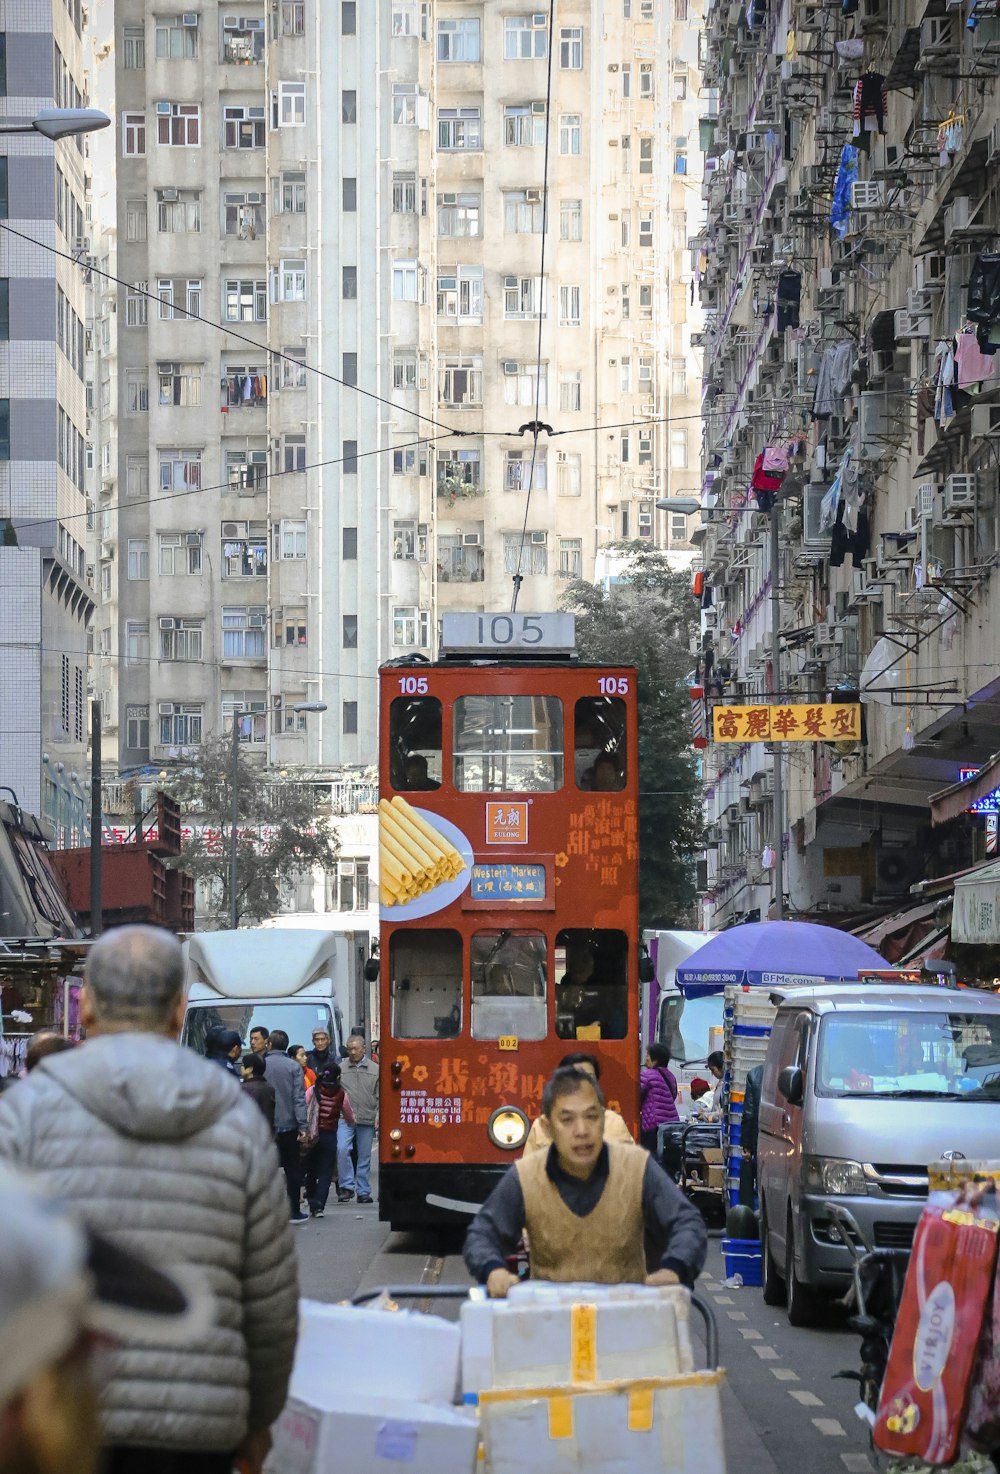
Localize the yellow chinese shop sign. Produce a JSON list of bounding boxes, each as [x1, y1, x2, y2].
[[712, 703, 862, 743]]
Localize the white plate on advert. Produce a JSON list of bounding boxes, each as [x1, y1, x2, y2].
[[380, 809, 475, 921]]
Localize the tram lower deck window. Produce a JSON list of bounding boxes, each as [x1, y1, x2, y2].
[[471, 930, 547, 1040], [555, 928, 628, 1040], [390, 929, 462, 1039], [390, 695, 442, 790], [453, 694, 563, 792], [574, 696, 627, 790]]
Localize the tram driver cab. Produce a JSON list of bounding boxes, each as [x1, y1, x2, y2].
[[555, 930, 629, 1041]]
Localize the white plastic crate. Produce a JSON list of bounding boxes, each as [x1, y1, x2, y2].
[[731, 995, 778, 1027]]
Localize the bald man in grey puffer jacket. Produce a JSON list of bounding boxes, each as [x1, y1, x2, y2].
[[0, 925, 298, 1474]]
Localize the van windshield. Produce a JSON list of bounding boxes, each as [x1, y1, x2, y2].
[[183, 1002, 337, 1055], [659, 994, 723, 1064], [817, 1010, 1000, 1099]]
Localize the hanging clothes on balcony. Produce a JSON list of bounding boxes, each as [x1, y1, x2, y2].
[[776, 270, 801, 331], [830, 145, 858, 241], [850, 494, 871, 563], [812, 341, 854, 420], [937, 114, 964, 166], [967, 253, 1000, 353], [222, 373, 267, 407], [933, 339, 957, 423], [916, 384, 935, 454], [829, 500, 852, 569], [852, 72, 887, 137], [956, 323, 1000, 385]]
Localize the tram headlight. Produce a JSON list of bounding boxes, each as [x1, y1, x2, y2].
[[487, 1105, 530, 1151]]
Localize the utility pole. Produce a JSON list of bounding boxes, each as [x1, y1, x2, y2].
[[769, 505, 784, 920], [229, 712, 240, 930], [90, 701, 102, 936]]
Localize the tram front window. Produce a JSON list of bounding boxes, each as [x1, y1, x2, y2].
[[471, 930, 547, 1041], [574, 696, 627, 791], [555, 929, 628, 1040], [390, 929, 462, 1039], [453, 694, 563, 792], [390, 695, 442, 791]]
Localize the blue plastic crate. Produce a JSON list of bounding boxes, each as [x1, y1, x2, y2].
[[722, 1237, 763, 1287], [732, 1023, 771, 1038]]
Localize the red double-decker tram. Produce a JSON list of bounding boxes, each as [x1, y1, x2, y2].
[[377, 612, 641, 1231]]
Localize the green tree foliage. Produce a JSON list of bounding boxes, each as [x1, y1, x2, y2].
[[162, 736, 340, 926], [562, 542, 702, 928]]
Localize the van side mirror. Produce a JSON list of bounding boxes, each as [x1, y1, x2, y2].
[[638, 950, 655, 984], [363, 957, 380, 983], [778, 1065, 804, 1106]]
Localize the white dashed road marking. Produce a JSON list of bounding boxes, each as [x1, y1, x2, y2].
[[840, 1456, 874, 1473], [738, 1328, 763, 1341], [713, 1295, 735, 1305], [789, 1391, 824, 1407], [813, 1419, 846, 1437], [726, 1310, 748, 1322], [771, 1368, 799, 1381], [753, 1345, 780, 1360]]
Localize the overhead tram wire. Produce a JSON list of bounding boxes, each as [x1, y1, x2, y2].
[[510, 0, 557, 615]]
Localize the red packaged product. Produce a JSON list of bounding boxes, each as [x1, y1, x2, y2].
[[874, 1186, 1000, 1465]]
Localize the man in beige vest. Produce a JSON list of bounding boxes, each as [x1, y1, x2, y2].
[[522, 1052, 633, 1154], [463, 1066, 707, 1298]]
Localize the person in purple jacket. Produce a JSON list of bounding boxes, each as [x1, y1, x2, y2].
[[640, 1042, 680, 1153]]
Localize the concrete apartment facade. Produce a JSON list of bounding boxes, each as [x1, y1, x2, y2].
[[0, 0, 92, 845], [695, 0, 1000, 951]]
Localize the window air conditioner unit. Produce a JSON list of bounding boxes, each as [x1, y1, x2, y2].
[[161, 187, 178, 201], [532, 13, 547, 25], [531, 103, 546, 115], [502, 361, 518, 374], [972, 403, 1000, 438], [944, 473, 977, 511], [246, 191, 263, 204], [915, 481, 939, 519], [185, 531, 202, 545], [850, 180, 884, 210], [529, 530, 547, 545], [920, 15, 955, 53], [156, 101, 172, 115], [525, 189, 542, 203], [944, 196, 973, 238], [159, 617, 175, 631], [503, 275, 518, 288], [222, 521, 242, 538], [907, 288, 933, 316], [989, 119, 1000, 165], [462, 532, 481, 546], [158, 703, 175, 717], [249, 612, 267, 627], [894, 309, 930, 339], [182, 12, 199, 25], [914, 253, 946, 290], [815, 621, 834, 646]]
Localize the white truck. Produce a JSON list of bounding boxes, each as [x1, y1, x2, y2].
[[641, 929, 722, 1102], [181, 928, 372, 1058]]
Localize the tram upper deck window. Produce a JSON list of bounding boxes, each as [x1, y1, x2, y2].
[[555, 929, 628, 1040], [471, 930, 547, 1041], [390, 695, 442, 791], [390, 929, 462, 1039], [575, 697, 627, 791], [453, 694, 563, 792]]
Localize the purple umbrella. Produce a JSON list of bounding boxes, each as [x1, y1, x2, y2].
[[675, 920, 886, 997]]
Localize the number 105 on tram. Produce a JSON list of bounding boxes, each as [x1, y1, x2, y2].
[[377, 611, 640, 1232]]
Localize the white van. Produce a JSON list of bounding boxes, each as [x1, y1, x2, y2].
[[641, 930, 722, 1101]]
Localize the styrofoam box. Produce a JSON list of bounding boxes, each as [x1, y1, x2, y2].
[[461, 1285, 694, 1398], [291, 1300, 461, 1406], [267, 1392, 480, 1474], [480, 1372, 727, 1474]]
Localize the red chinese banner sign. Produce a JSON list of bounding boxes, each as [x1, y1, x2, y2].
[[712, 703, 862, 743]]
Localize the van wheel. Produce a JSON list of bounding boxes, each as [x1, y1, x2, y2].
[[785, 1214, 821, 1327], [760, 1201, 784, 1306]]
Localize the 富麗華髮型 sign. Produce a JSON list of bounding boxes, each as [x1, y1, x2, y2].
[[712, 702, 862, 743]]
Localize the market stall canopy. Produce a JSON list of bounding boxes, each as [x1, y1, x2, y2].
[[951, 860, 1000, 945], [675, 920, 888, 997], [929, 752, 1000, 827]]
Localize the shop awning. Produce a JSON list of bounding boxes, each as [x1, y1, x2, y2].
[[952, 860, 1000, 944], [930, 751, 1000, 826], [855, 900, 938, 948], [896, 927, 951, 967]]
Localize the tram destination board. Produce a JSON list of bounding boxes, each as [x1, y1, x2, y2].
[[440, 611, 575, 655]]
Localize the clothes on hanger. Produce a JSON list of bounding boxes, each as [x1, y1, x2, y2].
[[933, 338, 956, 423], [853, 72, 888, 136], [829, 500, 851, 568], [937, 113, 964, 165], [830, 145, 859, 241], [813, 341, 854, 419], [915, 384, 935, 454], [222, 372, 267, 407], [955, 323, 1000, 386], [776, 270, 801, 331], [850, 496, 870, 562], [967, 253, 1000, 354]]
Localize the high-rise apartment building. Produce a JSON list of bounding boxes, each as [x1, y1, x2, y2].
[[0, 0, 92, 844], [89, 1, 702, 777]]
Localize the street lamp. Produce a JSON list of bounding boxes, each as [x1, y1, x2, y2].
[[0, 108, 110, 140], [228, 701, 328, 929], [655, 497, 701, 515]]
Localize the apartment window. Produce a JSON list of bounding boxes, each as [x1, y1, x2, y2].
[[675, 144, 688, 175], [393, 607, 430, 648], [343, 351, 358, 386], [621, 136, 631, 172], [343, 177, 357, 211], [223, 105, 266, 149], [281, 1, 306, 33], [504, 103, 545, 146], [226, 448, 268, 491], [343, 440, 358, 474], [122, 112, 146, 156], [503, 532, 547, 575], [342, 89, 357, 123], [505, 447, 548, 491], [125, 620, 150, 665], [330, 859, 369, 912], [222, 14, 264, 60], [436, 266, 483, 323], [559, 26, 583, 67], [159, 531, 203, 575], [621, 430, 630, 463], [159, 618, 204, 662], [224, 278, 267, 322], [158, 188, 201, 232], [640, 63, 655, 98], [392, 261, 424, 303], [125, 371, 148, 414], [504, 189, 544, 234], [126, 706, 149, 749], [274, 607, 307, 647], [639, 211, 653, 246], [392, 83, 417, 124], [156, 102, 200, 146], [560, 371, 581, 411], [275, 519, 307, 559], [279, 434, 306, 472], [621, 216, 631, 248], [672, 70, 687, 100], [158, 448, 203, 492], [157, 277, 202, 320], [273, 258, 306, 301], [437, 191, 481, 237], [392, 352, 426, 390], [559, 285, 581, 325], [622, 63, 631, 97], [560, 198, 582, 241], [125, 197, 148, 240], [439, 355, 483, 407], [670, 428, 688, 468], [342, 1, 357, 32], [0, 159, 6, 220], [123, 25, 145, 67], [159, 704, 203, 746], [393, 171, 417, 213], [275, 81, 306, 127], [275, 170, 306, 214], [223, 521, 268, 578], [222, 607, 267, 659], [638, 429, 653, 464], [343, 701, 358, 736], [437, 17, 481, 60], [343, 615, 358, 648], [155, 16, 198, 58], [638, 355, 654, 387], [126, 456, 148, 499], [438, 106, 481, 150], [639, 282, 653, 314], [676, 0, 690, 23], [393, 1, 417, 33], [671, 513, 690, 542], [557, 452, 582, 497], [559, 114, 582, 156], [279, 346, 307, 387], [343, 266, 358, 299], [620, 356, 632, 393], [672, 357, 687, 394], [504, 275, 545, 319], [639, 137, 654, 174], [559, 537, 582, 578], [504, 14, 548, 58], [127, 537, 149, 580], [503, 362, 547, 408], [222, 190, 264, 239], [125, 283, 148, 326], [394, 445, 427, 475]]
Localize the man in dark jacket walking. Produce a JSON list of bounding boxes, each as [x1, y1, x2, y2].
[[263, 1028, 309, 1222], [305, 1027, 334, 1075]]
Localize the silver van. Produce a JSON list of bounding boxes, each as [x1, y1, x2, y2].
[[757, 984, 1000, 1325]]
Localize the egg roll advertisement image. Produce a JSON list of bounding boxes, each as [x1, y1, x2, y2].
[[379, 798, 474, 919]]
